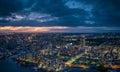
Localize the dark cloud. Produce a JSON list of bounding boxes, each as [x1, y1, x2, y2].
[[0, 0, 24, 16], [0, 0, 120, 27], [92, 0, 120, 26]]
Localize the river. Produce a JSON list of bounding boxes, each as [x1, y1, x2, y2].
[[0, 58, 118, 72]]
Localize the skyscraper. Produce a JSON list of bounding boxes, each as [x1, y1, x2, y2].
[[80, 35, 86, 48]]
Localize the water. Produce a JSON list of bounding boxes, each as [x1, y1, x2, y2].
[[0, 59, 119, 72], [0, 59, 40, 72], [0, 59, 97, 72]]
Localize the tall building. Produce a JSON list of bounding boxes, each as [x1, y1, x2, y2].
[[47, 43, 53, 53], [80, 35, 86, 48]]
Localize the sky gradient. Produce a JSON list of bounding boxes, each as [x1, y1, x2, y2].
[[0, 0, 120, 33]]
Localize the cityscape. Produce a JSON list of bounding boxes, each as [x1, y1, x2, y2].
[[0, 33, 120, 72], [0, 0, 120, 72]]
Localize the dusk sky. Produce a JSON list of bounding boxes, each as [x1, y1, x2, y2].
[[0, 0, 120, 33]]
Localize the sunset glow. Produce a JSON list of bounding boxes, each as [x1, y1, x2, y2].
[[0, 26, 68, 33], [0, 26, 120, 33]]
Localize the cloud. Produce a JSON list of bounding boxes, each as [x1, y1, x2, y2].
[[92, 0, 120, 26], [0, 0, 120, 28], [0, 26, 48, 32], [27, 12, 58, 22], [0, 12, 58, 23], [84, 20, 95, 24], [65, 0, 93, 12], [0, 26, 120, 33], [0, 0, 23, 16]]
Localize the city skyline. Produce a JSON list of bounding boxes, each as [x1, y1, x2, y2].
[[0, 1, 120, 71], [0, 0, 120, 32], [0, 33, 120, 72]]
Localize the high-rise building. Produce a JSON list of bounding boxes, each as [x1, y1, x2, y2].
[[80, 35, 86, 48], [47, 43, 53, 54]]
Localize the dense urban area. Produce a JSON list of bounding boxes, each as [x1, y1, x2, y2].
[[0, 33, 120, 72]]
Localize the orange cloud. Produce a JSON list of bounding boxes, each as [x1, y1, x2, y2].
[[0, 26, 120, 33], [0, 26, 68, 33]]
